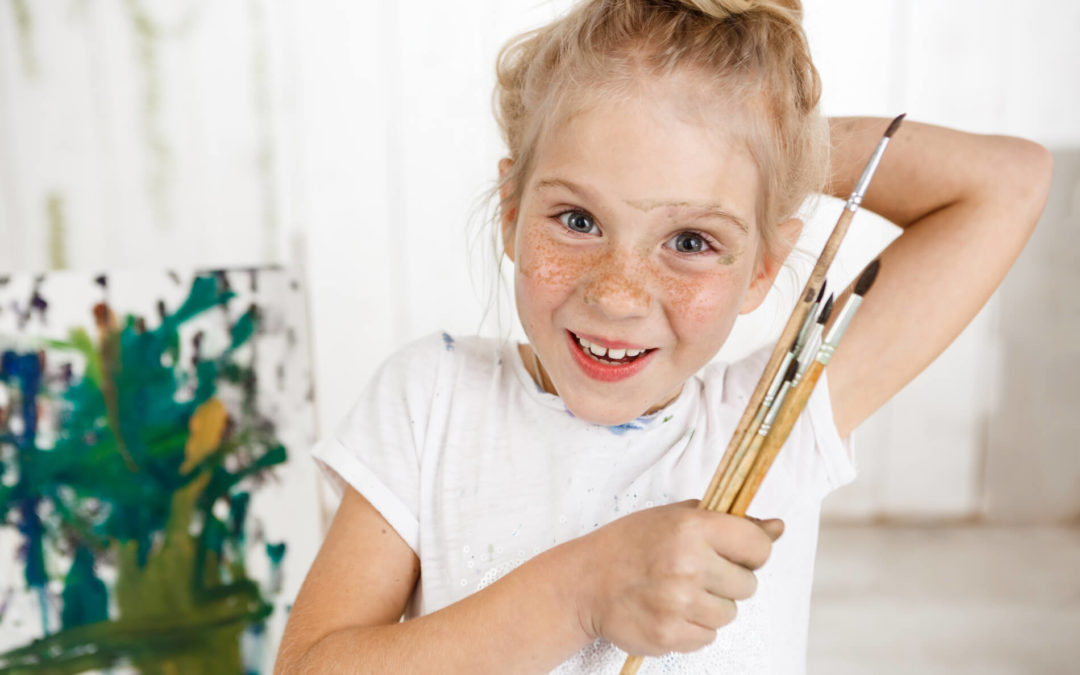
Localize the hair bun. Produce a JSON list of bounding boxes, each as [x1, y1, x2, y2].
[[681, 0, 802, 20]]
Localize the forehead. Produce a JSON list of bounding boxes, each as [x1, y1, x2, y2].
[[526, 73, 761, 228]]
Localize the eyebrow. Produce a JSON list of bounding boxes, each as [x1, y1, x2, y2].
[[627, 199, 750, 234], [533, 177, 749, 235]]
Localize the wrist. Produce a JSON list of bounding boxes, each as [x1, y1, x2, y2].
[[535, 535, 600, 644]]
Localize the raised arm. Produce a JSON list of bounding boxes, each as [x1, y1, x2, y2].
[[823, 117, 1052, 437]]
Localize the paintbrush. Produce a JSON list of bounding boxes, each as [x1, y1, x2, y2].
[[620, 115, 902, 675], [729, 258, 881, 516], [793, 294, 834, 384]]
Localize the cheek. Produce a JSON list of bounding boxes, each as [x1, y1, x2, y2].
[[655, 264, 749, 329], [516, 225, 600, 296]]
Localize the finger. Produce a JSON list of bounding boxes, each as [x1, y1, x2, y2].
[[748, 516, 785, 542], [702, 554, 758, 601], [703, 513, 774, 570], [686, 592, 739, 633], [668, 620, 721, 654]]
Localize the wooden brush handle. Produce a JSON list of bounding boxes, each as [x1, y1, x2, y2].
[[730, 362, 824, 516]]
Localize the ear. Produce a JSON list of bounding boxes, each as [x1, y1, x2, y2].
[[740, 217, 803, 314], [498, 158, 518, 262]]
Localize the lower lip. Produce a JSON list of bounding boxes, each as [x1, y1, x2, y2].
[[566, 331, 655, 382]]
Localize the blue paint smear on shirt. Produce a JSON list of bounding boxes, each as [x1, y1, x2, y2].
[[605, 418, 649, 435], [562, 405, 651, 435], [441, 332, 455, 351]]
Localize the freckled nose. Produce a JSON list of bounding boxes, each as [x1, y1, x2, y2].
[[582, 258, 651, 318]]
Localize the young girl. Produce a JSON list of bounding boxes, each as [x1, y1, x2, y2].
[[277, 1, 1051, 672]]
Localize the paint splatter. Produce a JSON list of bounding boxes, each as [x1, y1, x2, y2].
[[0, 275, 289, 673], [606, 418, 648, 435]]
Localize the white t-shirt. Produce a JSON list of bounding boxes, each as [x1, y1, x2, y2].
[[313, 331, 856, 674]]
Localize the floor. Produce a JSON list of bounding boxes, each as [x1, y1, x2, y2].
[[808, 525, 1080, 675]]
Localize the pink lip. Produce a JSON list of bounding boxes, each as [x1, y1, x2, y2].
[[573, 332, 651, 351], [566, 331, 656, 382]]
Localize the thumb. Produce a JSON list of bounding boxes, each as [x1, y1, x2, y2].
[[748, 517, 785, 542]]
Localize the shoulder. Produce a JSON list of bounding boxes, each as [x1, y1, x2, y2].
[[698, 343, 774, 408], [367, 331, 505, 401], [374, 331, 497, 376]]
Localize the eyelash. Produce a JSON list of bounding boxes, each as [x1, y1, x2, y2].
[[554, 209, 719, 256]]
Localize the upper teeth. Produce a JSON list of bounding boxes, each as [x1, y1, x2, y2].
[[576, 335, 643, 359]]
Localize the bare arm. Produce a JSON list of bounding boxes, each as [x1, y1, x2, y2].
[[275, 486, 592, 674], [276, 486, 780, 673], [824, 117, 1053, 437]]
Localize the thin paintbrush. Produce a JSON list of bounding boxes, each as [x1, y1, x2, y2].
[[729, 259, 881, 517], [793, 294, 834, 384], [620, 115, 902, 675]]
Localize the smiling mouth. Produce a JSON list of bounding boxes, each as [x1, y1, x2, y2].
[[571, 332, 656, 365]]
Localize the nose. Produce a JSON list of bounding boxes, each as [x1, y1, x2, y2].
[[581, 249, 652, 319]]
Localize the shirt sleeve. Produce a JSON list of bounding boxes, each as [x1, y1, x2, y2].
[[310, 333, 446, 554]]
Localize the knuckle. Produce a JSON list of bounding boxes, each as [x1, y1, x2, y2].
[[650, 619, 683, 653], [667, 550, 702, 580]]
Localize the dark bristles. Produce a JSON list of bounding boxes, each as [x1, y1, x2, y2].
[[885, 113, 906, 139], [817, 294, 835, 324], [784, 358, 799, 382], [815, 281, 827, 304], [855, 259, 882, 296]]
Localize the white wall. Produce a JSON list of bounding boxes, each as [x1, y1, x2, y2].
[[2, 0, 1078, 522]]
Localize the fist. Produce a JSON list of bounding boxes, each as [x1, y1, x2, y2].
[[571, 500, 783, 656]]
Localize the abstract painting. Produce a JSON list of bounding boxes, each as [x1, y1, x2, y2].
[[0, 269, 321, 674]]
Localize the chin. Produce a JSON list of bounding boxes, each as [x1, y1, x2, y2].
[[562, 396, 648, 427]]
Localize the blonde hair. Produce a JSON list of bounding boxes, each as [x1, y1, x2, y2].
[[493, 0, 829, 263]]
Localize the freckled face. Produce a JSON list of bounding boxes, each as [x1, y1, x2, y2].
[[509, 83, 767, 426]]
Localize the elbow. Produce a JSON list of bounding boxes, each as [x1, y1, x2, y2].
[[997, 137, 1054, 229], [275, 629, 319, 675]]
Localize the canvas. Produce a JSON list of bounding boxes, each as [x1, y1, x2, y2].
[[0, 269, 321, 674]]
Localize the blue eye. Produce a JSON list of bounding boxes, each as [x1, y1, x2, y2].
[[557, 210, 598, 234], [667, 232, 711, 254]]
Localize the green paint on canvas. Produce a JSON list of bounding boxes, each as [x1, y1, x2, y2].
[[0, 274, 288, 673]]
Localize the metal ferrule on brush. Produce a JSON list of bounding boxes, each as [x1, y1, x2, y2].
[[758, 380, 790, 436], [763, 351, 795, 409], [844, 114, 904, 213], [794, 323, 825, 383], [844, 140, 890, 212], [816, 296, 863, 365]]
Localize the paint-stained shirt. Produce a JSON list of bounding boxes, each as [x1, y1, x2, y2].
[[312, 331, 856, 675]]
